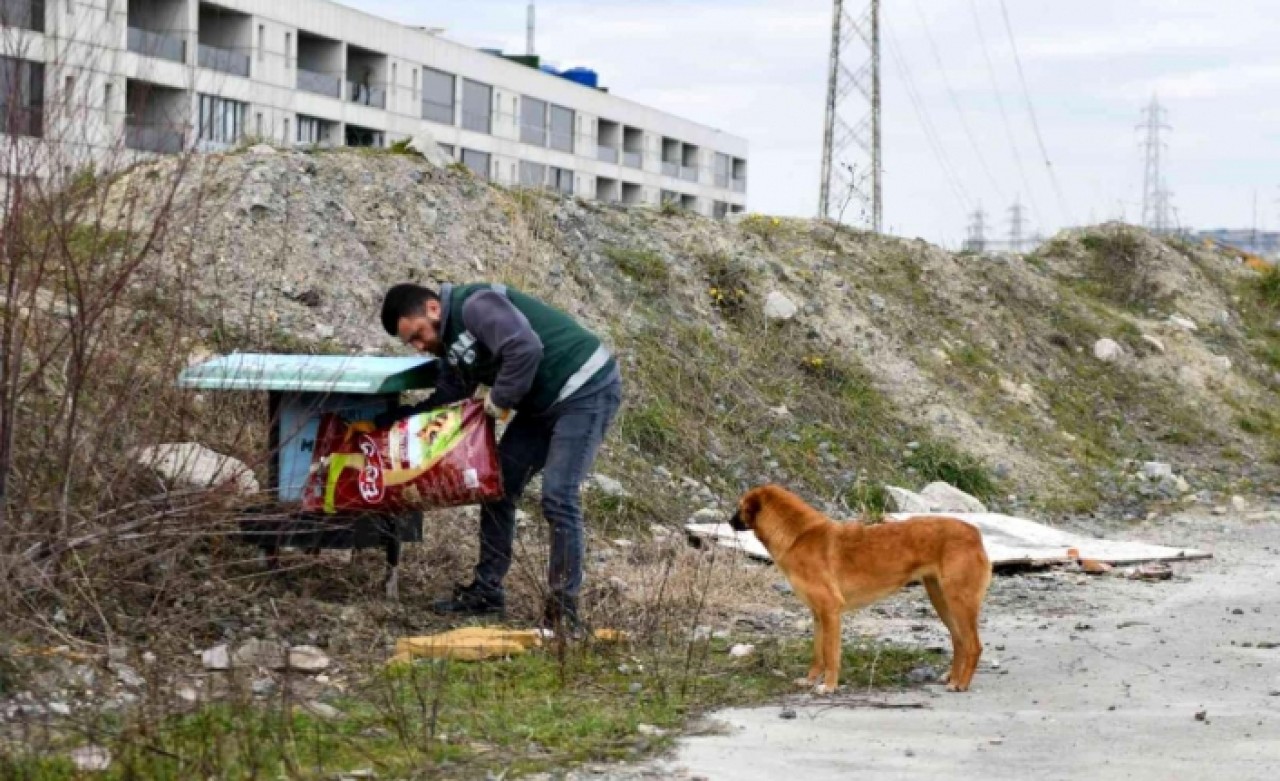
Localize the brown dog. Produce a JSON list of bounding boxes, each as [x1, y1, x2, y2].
[[730, 484, 992, 693]]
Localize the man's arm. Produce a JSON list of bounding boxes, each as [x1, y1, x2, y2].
[[373, 366, 474, 428], [462, 291, 544, 410]]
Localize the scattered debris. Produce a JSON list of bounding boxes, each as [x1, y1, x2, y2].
[[1194, 710, 1208, 723], [201, 644, 231, 671], [70, 745, 112, 772], [729, 644, 755, 658], [1126, 563, 1173, 581], [288, 645, 331, 673], [234, 639, 288, 670], [1080, 559, 1113, 575], [779, 707, 798, 720]]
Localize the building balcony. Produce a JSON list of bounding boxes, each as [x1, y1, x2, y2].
[[0, 0, 44, 32], [715, 173, 730, 188], [297, 67, 341, 99], [198, 43, 250, 78], [732, 177, 747, 194], [128, 26, 186, 63], [126, 124, 185, 154], [661, 161, 679, 178], [680, 166, 699, 183], [622, 151, 642, 169], [596, 145, 618, 164], [346, 81, 386, 109]]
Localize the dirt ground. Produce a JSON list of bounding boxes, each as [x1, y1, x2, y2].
[[554, 508, 1280, 780]]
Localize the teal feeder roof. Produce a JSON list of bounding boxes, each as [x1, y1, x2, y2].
[[178, 353, 439, 395]]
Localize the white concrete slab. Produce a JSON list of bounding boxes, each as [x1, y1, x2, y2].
[[685, 512, 1210, 568]]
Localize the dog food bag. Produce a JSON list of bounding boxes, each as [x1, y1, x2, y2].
[[301, 399, 503, 514]]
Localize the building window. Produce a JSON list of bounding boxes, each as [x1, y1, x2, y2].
[[714, 153, 731, 188], [258, 25, 265, 61], [255, 112, 262, 137], [421, 67, 455, 125], [104, 82, 113, 111], [518, 160, 546, 187], [346, 125, 383, 148], [713, 201, 729, 219], [461, 79, 491, 134], [297, 114, 333, 146], [197, 94, 247, 146], [283, 118, 290, 143], [519, 96, 546, 146], [438, 143, 454, 158], [412, 68, 418, 95], [284, 33, 292, 68], [549, 166, 573, 195], [549, 104, 574, 153], [461, 148, 490, 180], [0, 57, 45, 138]]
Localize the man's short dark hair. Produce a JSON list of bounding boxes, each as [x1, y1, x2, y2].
[[381, 283, 439, 336]]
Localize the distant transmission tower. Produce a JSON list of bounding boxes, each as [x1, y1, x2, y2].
[[526, 2, 536, 56], [818, 0, 881, 231], [964, 206, 988, 252], [1008, 197, 1027, 252], [1139, 96, 1174, 235]]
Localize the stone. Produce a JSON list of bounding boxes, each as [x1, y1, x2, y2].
[[289, 646, 331, 673], [1141, 462, 1173, 481], [637, 724, 666, 737], [314, 323, 336, 340], [252, 677, 278, 696], [247, 144, 276, 156], [133, 443, 259, 496], [234, 639, 288, 670], [70, 745, 112, 772], [729, 644, 755, 658], [591, 474, 628, 498], [1141, 334, 1166, 354], [769, 405, 791, 419], [1093, 338, 1123, 362], [919, 482, 988, 513], [301, 700, 342, 720], [201, 644, 231, 671], [884, 485, 932, 514], [1169, 314, 1198, 331], [763, 291, 799, 322], [112, 663, 145, 689], [868, 293, 887, 312], [1213, 355, 1232, 372], [407, 131, 454, 167], [1231, 495, 1247, 512], [906, 665, 939, 685], [689, 507, 727, 525]]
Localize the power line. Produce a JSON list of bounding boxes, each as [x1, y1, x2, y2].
[[884, 22, 973, 215], [965, 0, 1043, 228], [1139, 95, 1173, 235], [910, 0, 1005, 205], [1008, 196, 1027, 252], [996, 0, 1074, 227]]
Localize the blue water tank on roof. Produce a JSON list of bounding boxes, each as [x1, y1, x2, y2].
[[540, 64, 561, 76], [561, 67, 599, 88]]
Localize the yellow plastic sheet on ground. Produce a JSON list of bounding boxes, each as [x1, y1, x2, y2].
[[388, 626, 629, 664]]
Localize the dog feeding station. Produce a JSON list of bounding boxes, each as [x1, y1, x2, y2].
[[178, 353, 440, 596]]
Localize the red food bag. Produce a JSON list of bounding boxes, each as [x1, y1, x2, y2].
[[301, 399, 504, 514]]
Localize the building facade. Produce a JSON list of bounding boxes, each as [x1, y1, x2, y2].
[[0, 0, 748, 216]]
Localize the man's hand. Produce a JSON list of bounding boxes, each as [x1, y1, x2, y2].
[[483, 394, 513, 424]]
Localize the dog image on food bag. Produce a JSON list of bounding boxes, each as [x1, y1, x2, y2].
[[729, 484, 992, 693]]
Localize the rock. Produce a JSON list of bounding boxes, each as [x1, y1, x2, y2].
[[1127, 563, 1172, 581], [1169, 314, 1198, 331], [252, 677, 278, 696], [174, 683, 200, 703], [70, 745, 112, 772], [1231, 495, 1247, 512], [636, 724, 666, 737], [48, 701, 72, 716], [919, 482, 987, 513], [779, 707, 798, 720], [1213, 355, 1232, 372], [314, 323, 336, 340], [406, 131, 454, 166], [689, 507, 728, 525], [247, 144, 276, 156], [769, 405, 791, 419], [729, 644, 755, 658], [906, 665, 939, 684], [234, 639, 288, 670], [763, 291, 799, 322], [1093, 338, 1124, 362], [107, 646, 129, 663], [606, 576, 630, 593], [133, 443, 259, 496], [202, 644, 231, 671], [628, 682, 644, 694], [884, 485, 932, 513], [301, 700, 342, 720], [1141, 334, 1166, 353], [1141, 462, 1173, 481], [772, 581, 794, 596], [1081, 559, 1113, 575], [111, 663, 145, 689], [591, 474, 629, 498], [288, 645, 331, 673], [1212, 506, 1228, 516]]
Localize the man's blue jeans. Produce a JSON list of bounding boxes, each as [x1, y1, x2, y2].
[[473, 377, 622, 601]]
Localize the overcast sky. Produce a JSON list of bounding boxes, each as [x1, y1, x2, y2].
[[341, 0, 1279, 248]]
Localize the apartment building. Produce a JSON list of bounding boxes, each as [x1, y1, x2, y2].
[[0, 0, 748, 216]]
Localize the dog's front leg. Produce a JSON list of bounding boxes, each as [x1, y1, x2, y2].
[[796, 610, 825, 688], [816, 606, 843, 694]]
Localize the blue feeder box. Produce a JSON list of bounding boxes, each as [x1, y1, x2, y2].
[[178, 353, 441, 596]]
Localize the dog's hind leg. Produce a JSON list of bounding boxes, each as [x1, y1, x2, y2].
[[930, 565, 989, 692], [922, 575, 960, 686]]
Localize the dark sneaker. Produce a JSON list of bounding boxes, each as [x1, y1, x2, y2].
[[538, 595, 585, 639], [431, 582, 505, 617]]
